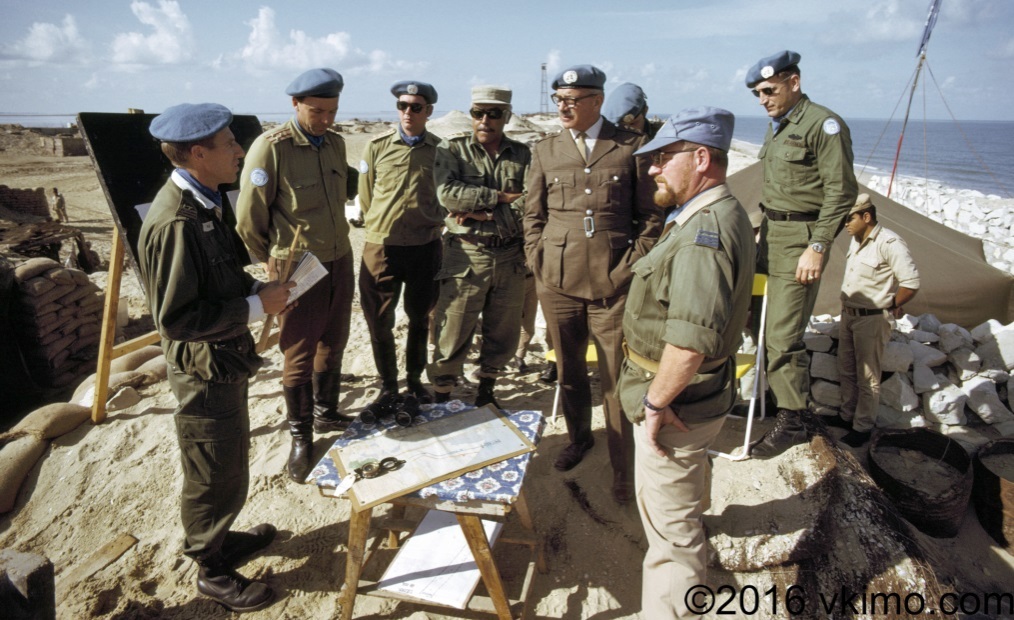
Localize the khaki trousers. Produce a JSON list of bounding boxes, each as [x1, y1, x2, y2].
[[517, 272, 552, 359], [837, 309, 890, 432], [635, 415, 726, 619]]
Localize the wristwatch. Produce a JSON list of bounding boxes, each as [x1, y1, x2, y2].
[[809, 242, 825, 254]]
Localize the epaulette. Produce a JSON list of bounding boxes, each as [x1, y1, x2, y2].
[[534, 132, 559, 145], [175, 192, 200, 220], [327, 127, 342, 136], [447, 131, 472, 141], [370, 128, 397, 142], [266, 126, 294, 144]]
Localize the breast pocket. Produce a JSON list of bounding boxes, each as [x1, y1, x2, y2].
[[289, 176, 324, 212], [599, 169, 632, 205], [546, 172, 575, 206], [773, 145, 812, 184]]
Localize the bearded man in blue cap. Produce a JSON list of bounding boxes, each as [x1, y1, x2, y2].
[[140, 102, 295, 612], [617, 106, 754, 619]]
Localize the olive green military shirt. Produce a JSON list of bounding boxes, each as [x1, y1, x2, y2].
[[620, 186, 755, 423], [759, 95, 858, 247], [358, 129, 444, 246], [236, 118, 354, 264], [434, 132, 530, 240]]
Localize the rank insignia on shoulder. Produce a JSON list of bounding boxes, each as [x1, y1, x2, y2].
[[694, 229, 720, 249], [822, 118, 841, 135]]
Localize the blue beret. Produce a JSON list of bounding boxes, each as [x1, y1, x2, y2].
[[603, 82, 647, 125], [149, 103, 232, 142], [391, 80, 438, 104], [552, 65, 606, 90], [286, 68, 344, 98], [634, 106, 735, 155], [745, 50, 801, 88]]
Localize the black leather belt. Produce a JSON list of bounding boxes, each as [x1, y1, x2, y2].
[[842, 306, 885, 317], [763, 209, 818, 222], [456, 234, 520, 249]]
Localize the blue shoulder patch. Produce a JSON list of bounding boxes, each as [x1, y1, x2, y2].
[[694, 229, 720, 249]]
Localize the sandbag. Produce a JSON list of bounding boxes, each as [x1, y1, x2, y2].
[[136, 355, 168, 383], [110, 345, 163, 374], [20, 276, 56, 297], [72, 370, 146, 407], [21, 283, 74, 309], [10, 403, 91, 440], [69, 269, 91, 286], [0, 435, 47, 514], [60, 282, 100, 306], [14, 258, 61, 283], [44, 267, 74, 285]]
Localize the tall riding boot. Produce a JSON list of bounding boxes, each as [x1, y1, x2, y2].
[[312, 371, 355, 433], [751, 408, 808, 459], [370, 339, 400, 393], [196, 553, 274, 612], [283, 382, 314, 482], [474, 377, 499, 409]]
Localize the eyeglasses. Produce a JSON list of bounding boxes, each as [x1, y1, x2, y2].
[[397, 101, 426, 113], [551, 93, 598, 107], [470, 108, 506, 120], [650, 148, 697, 167], [751, 76, 791, 98]]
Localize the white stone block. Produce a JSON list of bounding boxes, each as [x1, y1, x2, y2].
[[811, 352, 839, 382], [912, 363, 940, 394], [811, 320, 839, 339], [961, 375, 1014, 425], [995, 419, 1014, 438], [970, 319, 1004, 344], [922, 375, 968, 426], [909, 340, 948, 367], [876, 403, 926, 430], [976, 327, 1014, 372], [895, 314, 919, 332], [881, 372, 920, 412], [803, 332, 833, 353], [919, 314, 942, 334], [811, 380, 841, 407], [947, 347, 982, 381], [907, 329, 940, 344], [881, 341, 914, 373], [938, 323, 973, 353]]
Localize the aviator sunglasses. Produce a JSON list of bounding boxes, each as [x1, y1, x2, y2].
[[397, 101, 426, 113], [751, 76, 792, 98], [469, 108, 506, 120]]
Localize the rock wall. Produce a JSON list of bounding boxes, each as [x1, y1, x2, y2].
[[0, 186, 49, 220]]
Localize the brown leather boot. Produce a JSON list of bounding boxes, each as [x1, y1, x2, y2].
[[750, 409, 808, 459], [312, 371, 355, 433], [196, 554, 274, 612], [283, 383, 314, 482]]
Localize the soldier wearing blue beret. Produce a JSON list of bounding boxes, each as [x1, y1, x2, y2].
[[140, 102, 295, 612], [743, 50, 859, 459], [603, 82, 662, 139], [620, 106, 755, 618], [524, 64, 663, 502], [236, 68, 360, 483], [357, 80, 444, 411]]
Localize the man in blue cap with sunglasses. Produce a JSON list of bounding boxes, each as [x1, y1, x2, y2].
[[744, 50, 858, 459], [617, 106, 754, 619]]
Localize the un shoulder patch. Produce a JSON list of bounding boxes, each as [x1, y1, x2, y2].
[[822, 118, 841, 135], [250, 168, 269, 187], [694, 229, 720, 249]]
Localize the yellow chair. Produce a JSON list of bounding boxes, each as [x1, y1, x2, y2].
[[711, 273, 768, 461], [544, 344, 598, 427]]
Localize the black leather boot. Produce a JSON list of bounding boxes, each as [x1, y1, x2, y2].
[[196, 553, 274, 612], [750, 409, 809, 459], [283, 382, 314, 482], [539, 364, 558, 384], [406, 377, 433, 404], [221, 524, 277, 567], [359, 388, 400, 425], [312, 371, 355, 433], [474, 377, 499, 409]]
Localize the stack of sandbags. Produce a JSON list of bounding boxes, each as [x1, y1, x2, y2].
[[11, 257, 103, 388]]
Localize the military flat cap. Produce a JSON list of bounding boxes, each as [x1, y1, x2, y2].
[[745, 50, 801, 88], [471, 85, 512, 106], [634, 106, 735, 155], [286, 68, 344, 98], [391, 80, 437, 104], [149, 103, 232, 142], [850, 193, 874, 215], [603, 82, 647, 125], [552, 65, 606, 90]]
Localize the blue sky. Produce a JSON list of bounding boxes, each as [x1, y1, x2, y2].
[[1, 0, 1012, 121]]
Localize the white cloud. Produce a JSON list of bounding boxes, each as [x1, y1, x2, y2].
[[1, 15, 90, 64], [640, 64, 656, 78], [988, 38, 1014, 59], [111, 0, 194, 66], [545, 50, 562, 75]]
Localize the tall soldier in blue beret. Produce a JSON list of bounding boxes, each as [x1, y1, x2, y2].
[[619, 107, 754, 619], [236, 68, 359, 483], [524, 65, 663, 503], [358, 81, 444, 411], [744, 50, 859, 458], [140, 103, 295, 611]]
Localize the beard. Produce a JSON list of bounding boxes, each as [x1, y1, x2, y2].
[[653, 177, 678, 208]]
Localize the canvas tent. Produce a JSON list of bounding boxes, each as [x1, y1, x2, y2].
[[727, 162, 1014, 328]]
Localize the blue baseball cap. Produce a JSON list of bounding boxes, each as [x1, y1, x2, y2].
[[149, 103, 232, 142], [745, 50, 801, 88], [391, 80, 438, 104], [552, 65, 606, 90], [286, 68, 344, 98], [603, 83, 647, 125], [634, 106, 735, 155]]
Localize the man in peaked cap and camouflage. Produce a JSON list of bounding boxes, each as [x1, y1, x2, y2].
[[141, 102, 295, 612], [236, 68, 359, 483], [744, 50, 859, 459], [428, 85, 531, 406]]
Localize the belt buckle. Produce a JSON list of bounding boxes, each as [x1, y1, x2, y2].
[[583, 215, 595, 238]]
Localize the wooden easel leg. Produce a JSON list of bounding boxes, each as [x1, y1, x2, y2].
[[514, 490, 548, 575], [91, 231, 125, 424], [457, 514, 513, 620], [339, 506, 373, 620]]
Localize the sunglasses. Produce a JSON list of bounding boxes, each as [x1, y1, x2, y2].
[[650, 148, 697, 167], [470, 108, 506, 120], [551, 93, 598, 107], [751, 76, 791, 98], [397, 101, 427, 113]]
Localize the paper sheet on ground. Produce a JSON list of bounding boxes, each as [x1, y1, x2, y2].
[[332, 404, 535, 511], [377, 510, 503, 609]]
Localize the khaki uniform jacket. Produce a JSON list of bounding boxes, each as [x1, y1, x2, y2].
[[523, 120, 662, 300], [139, 178, 262, 384], [841, 224, 920, 309], [619, 186, 755, 423], [759, 95, 858, 247], [236, 118, 354, 264], [434, 133, 530, 240], [359, 129, 444, 246]]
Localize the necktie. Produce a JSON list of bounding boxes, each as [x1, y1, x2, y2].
[[576, 132, 589, 162], [213, 207, 223, 221]]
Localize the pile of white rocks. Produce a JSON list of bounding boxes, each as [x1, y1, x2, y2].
[[807, 312, 1014, 455], [863, 174, 1014, 276]]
